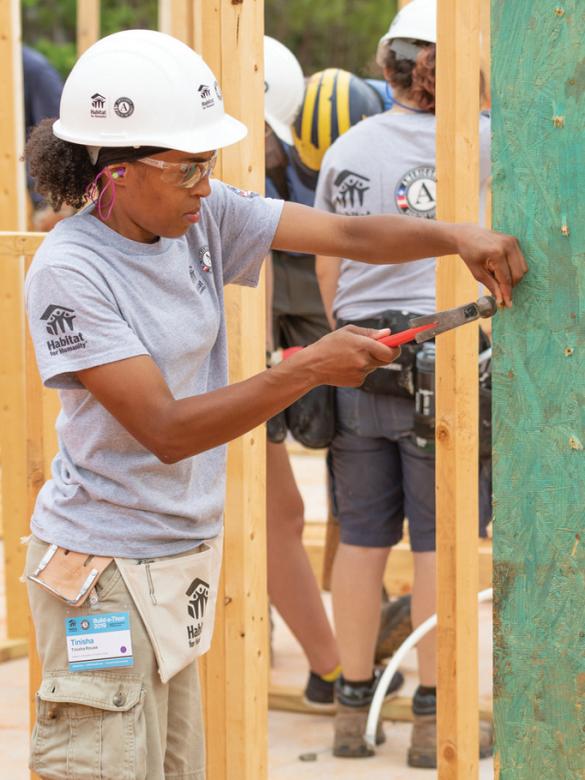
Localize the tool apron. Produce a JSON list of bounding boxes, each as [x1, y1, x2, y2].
[[116, 533, 223, 684]]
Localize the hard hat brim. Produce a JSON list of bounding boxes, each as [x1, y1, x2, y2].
[[53, 112, 248, 155]]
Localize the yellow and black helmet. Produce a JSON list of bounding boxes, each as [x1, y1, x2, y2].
[[291, 68, 383, 189]]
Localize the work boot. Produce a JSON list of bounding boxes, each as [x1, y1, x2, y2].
[[333, 669, 404, 758], [407, 686, 494, 769], [374, 595, 413, 663]]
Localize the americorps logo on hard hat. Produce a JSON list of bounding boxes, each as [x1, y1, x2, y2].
[[53, 29, 247, 156]]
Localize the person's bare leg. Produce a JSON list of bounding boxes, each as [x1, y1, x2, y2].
[[412, 551, 437, 687], [267, 440, 339, 675], [331, 542, 390, 680]]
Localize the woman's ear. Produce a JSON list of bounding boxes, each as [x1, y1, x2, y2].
[[383, 66, 393, 83], [110, 166, 127, 182]]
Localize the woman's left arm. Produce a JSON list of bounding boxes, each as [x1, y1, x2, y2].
[[272, 201, 528, 308]]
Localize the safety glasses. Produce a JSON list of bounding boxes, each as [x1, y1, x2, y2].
[[137, 151, 218, 188]]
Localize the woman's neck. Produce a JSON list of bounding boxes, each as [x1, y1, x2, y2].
[[389, 87, 424, 114]]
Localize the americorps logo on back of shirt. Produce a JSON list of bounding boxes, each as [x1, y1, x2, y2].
[[395, 166, 436, 219], [41, 304, 87, 357]]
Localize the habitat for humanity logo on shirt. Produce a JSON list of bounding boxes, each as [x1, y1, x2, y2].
[[41, 304, 87, 357]]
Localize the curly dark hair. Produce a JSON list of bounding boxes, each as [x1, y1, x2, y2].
[[381, 43, 436, 113], [411, 45, 436, 113], [25, 118, 97, 211]]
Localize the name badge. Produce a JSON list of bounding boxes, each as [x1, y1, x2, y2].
[[65, 612, 134, 672]]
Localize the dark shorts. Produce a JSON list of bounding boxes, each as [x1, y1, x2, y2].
[[329, 387, 491, 552]]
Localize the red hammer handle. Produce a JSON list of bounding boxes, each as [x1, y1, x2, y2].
[[376, 323, 437, 348]]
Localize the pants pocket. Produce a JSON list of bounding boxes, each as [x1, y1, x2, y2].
[[30, 671, 147, 780]]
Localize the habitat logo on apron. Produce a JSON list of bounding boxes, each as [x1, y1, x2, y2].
[[186, 577, 210, 648]]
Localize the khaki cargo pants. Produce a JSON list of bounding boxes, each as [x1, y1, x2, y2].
[[26, 536, 205, 780]]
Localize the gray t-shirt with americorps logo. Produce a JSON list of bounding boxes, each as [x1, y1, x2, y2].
[[25, 180, 283, 558], [314, 111, 491, 320]]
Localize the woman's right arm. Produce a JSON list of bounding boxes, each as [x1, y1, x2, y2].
[[76, 326, 397, 464], [315, 255, 342, 330]]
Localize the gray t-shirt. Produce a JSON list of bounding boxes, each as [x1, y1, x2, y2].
[[314, 111, 491, 320], [25, 180, 283, 558]]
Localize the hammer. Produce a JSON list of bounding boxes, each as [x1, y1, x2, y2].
[[376, 295, 498, 347]]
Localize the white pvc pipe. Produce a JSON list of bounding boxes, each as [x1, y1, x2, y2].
[[365, 587, 493, 748]]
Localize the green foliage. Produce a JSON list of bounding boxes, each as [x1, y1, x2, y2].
[[22, 0, 158, 79], [265, 0, 397, 78], [22, 0, 396, 81]]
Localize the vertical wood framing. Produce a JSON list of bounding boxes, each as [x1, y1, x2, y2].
[[0, 0, 27, 638], [435, 0, 481, 777], [190, 3, 268, 778], [158, 0, 194, 45], [24, 253, 45, 780], [76, 0, 100, 55], [492, 2, 585, 775]]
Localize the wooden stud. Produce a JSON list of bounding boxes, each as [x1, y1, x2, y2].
[[158, 0, 193, 45], [76, 0, 100, 55], [0, 233, 44, 256], [186, 3, 268, 779], [268, 686, 493, 723], [23, 253, 45, 780], [435, 0, 481, 777], [0, 0, 27, 633], [480, 0, 491, 109], [492, 1, 585, 774]]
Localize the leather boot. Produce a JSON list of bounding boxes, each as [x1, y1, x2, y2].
[[333, 670, 404, 758], [408, 686, 494, 769]]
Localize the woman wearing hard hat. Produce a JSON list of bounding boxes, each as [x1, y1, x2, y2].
[[24, 28, 523, 778], [315, 0, 493, 767]]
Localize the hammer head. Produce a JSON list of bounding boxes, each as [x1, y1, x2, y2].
[[409, 295, 497, 343]]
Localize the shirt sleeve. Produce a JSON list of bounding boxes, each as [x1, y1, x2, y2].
[[25, 265, 150, 389], [209, 180, 284, 287], [313, 148, 338, 214]]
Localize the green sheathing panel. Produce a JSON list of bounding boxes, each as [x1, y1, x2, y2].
[[492, 2, 585, 776]]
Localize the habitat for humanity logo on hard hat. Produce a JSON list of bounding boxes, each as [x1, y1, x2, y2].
[[198, 84, 215, 110], [90, 93, 106, 118]]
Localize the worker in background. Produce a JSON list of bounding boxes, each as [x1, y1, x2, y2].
[[315, 0, 494, 765], [264, 40, 409, 710], [23, 46, 74, 230]]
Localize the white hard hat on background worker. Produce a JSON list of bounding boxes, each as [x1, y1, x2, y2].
[[376, 0, 437, 66], [263, 35, 304, 145], [53, 29, 247, 162]]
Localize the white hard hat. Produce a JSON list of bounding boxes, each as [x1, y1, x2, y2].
[[376, 0, 437, 66], [264, 36, 304, 146], [53, 29, 247, 159]]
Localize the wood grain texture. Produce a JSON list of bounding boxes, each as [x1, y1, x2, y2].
[[492, 2, 585, 776], [192, 3, 268, 780], [0, 253, 28, 639], [435, 1, 481, 778], [76, 0, 100, 55]]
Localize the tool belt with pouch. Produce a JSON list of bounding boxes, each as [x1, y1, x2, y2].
[[115, 533, 223, 683], [28, 535, 223, 684], [27, 544, 114, 606], [337, 310, 421, 399]]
